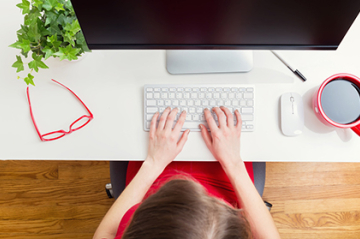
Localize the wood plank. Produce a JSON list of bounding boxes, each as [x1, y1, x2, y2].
[[0, 219, 101, 234], [283, 198, 360, 214], [265, 171, 360, 187], [262, 185, 360, 201], [276, 232, 360, 239], [0, 205, 111, 220], [273, 211, 360, 230], [266, 162, 360, 174], [0, 233, 94, 239], [0, 179, 113, 207], [0, 161, 58, 180], [58, 162, 110, 180]]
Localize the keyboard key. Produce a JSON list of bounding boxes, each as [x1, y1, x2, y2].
[[147, 100, 156, 106], [147, 93, 153, 99], [147, 107, 158, 113], [241, 107, 254, 114], [241, 114, 253, 121], [154, 93, 160, 99], [147, 88, 153, 92], [244, 93, 254, 99], [193, 115, 200, 121]]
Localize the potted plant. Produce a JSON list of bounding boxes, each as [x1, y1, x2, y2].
[[9, 0, 90, 86]]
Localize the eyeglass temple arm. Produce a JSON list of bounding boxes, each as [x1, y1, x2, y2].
[[26, 87, 45, 141], [51, 79, 93, 117]]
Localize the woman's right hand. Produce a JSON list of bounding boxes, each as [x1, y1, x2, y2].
[[199, 106, 244, 171]]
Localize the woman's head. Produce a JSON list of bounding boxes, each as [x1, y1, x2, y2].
[[122, 179, 252, 239]]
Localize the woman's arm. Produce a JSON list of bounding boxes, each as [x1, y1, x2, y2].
[[93, 107, 190, 239], [200, 107, 280, 239]]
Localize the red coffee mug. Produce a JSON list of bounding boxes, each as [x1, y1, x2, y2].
[[313, 73, 360, 136]]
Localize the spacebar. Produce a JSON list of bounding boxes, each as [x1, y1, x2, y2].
[[181, 122, 209, 131]]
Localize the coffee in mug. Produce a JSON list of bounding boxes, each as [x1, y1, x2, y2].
[[321, 79, 360, 124]]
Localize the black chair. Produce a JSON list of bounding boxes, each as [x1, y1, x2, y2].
[[106, 161, 271, 210]]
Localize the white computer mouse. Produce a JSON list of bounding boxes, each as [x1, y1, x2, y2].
[[280, 92, 304, 136]]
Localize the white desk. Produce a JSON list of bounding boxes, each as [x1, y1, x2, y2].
[[1, 1, 360, 162]]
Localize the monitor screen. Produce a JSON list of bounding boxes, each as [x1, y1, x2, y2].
[[71, 0, 360, 50]]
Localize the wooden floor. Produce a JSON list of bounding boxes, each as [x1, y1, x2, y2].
[[0, 161, 359, 239]]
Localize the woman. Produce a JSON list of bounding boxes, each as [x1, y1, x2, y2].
[[94, 106, 280, 239]]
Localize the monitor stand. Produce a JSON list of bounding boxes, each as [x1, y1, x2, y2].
[[166, 50, 253, 74]]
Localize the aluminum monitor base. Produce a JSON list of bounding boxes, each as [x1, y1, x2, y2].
[[166, 50, 253, 74]]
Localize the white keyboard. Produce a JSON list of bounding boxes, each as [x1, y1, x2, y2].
[[144, 84, 255, 132]]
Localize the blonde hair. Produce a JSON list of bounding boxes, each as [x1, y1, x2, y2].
[[122, 179, 252, 239]]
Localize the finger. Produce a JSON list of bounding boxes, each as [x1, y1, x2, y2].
[[164, 107, 179, 132], [204, 108, 218, 131], [173, 110, 186, 135], [200, 124, 212, 150], [177, 129, 190, 153], [212, 107, 226, 128], [157, 107, 171, 130], [220, 106, 234, 127], [149, 112, 159, 138], [235, 109, 243, 129]]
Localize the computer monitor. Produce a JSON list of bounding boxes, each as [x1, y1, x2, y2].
[[71, 0, 360, 74]]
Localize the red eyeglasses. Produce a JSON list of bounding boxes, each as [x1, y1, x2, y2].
[[26, 79, 94, 141]]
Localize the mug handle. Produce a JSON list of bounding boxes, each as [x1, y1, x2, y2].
[[351, 125, 360, 136]]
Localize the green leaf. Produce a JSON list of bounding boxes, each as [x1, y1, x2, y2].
[[24, 73, 35, 86], [64, 20, 81, 35], [28, 53, 49, 72], [18, 39, 31, 53], [16, 0, 30, 15], [33, 0, 44, 10], [42, 46, 54, 60], [55, 2, 65, 11], [47, 34, 61, 48], [54, 44, 80, 61], [75, 31, 91, 52], [28, 23, 41, 42], [24, 9, 41, 25], [47, 21, 62, 35], [42, 0, 57, 11], [9, 41, 22, 49], [45, 11, 57, 26], [12, 55, 24, 73]]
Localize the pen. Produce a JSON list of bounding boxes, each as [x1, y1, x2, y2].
[[271, 51, 307, 82]]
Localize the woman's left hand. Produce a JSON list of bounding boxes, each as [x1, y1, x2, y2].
[[146, 107, 190, 170]]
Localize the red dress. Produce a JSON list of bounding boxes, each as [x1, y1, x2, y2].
[[114, 161, 254, 239]]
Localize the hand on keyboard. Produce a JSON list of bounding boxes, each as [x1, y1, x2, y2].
[[145, 107, 190, 170], [200, 106, 243, 171]]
